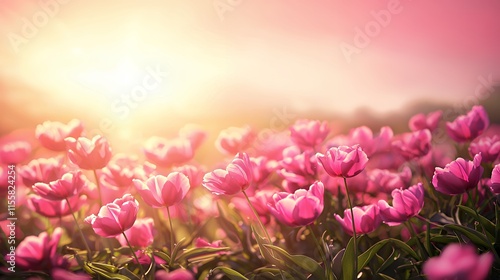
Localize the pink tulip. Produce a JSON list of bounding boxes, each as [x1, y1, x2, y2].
[[268, 181, 324, 227], [278, 146, 318, 192], [409, 110, 442, 132], [250, 156, 273, 185], [432, 153, 484, 195], [133, 172, 190, 208], [446, 105, 489, 142], [378, 183, 424, 226], [215, 126, 255, 155], [155, 269, 195, 280], [28, 194, 86, 218], [469, 135, 500, 163], [367, 167, 412, 193], [490, 164, 500, 194], [334, 204, 381, 236], [65, 135, 112, 170], [172, 164, 205, 188], [13, 227, 68, 271], [392, 129, 432, 159], [202, 153, 253, 195], [116, 218, 155, 248], [289, 119, 330, 149], [35, 119, 84, 151], [233, 187, 277, 224], [18, 157, 68, 187], [316, 145, 369, 178], [33, 171, 88, 201], [422, 244, 493, 280], [347, 126, 393, 156], [179, 123, 207, 150], [0, 141, 31, 164], [85, 194, 139, 237], [101, 154, 141, 189], [143, 137, 194, 167]]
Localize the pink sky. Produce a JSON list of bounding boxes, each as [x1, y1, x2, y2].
[[1, 0, 499, 134]]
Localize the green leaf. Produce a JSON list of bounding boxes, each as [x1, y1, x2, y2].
[[444, 224, 492, 249], [458, 205, 495, 235], [331, 248, 344, 280], [153, 251, 171, 263], [355, 238, 420, 274], [87, 262, 131, 280], [378, 273, 396, 280], [250, 225, 276, 264], [264, 244, 324, 280], [176, 247, 229, 263], [341, 237, 355, 280], [430, 235, 459, 244], [171, 237, 189, 263], [213, 266, 249, 280]]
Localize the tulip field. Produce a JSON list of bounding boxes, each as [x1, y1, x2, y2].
[[1, 105, 500, 280]]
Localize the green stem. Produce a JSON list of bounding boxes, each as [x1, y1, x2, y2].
[[243, 190, 286, 279], [243, 190, 271, 243], [66, 198, 92, 261], [93, 169, 103, 207], [122, 231, 145, 278], [307, 225, 331, 279], [405, 221, 429, 259], [166, 206, 175, 267], [343, 177, 357, 280]]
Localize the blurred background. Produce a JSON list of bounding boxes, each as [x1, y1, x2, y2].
[[1, 0, 500, 154]]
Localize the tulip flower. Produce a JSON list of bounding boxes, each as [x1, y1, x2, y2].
[[215, 126, 255, 155], [179, 123, 207, 150], [367, 166, 412, 193], [490, 164, 500, 194], [202, 153, 253, 195], [268, 181, 324, 227], [289, 119, 330, 149], [422, 244, 493, 280], [36, 119, 84, 151], [14, 227, 68, 271], [446, 105, 489, 143], [408, 110, 442, 132], [33, 171, 87, 201], [28, 194, 86, 218], [172, 164, 205, 188], [347, 126, 393, 156], [469, 135, 500, 163], [316, 144, 368, 178], [19, 157, 69, 188], [65, 135, 112, 170], [392, 129, 432, 159], [278, 146, 318, 192], [378, 183, 424, 226], [133, 172, 190, 208], [432, 153, 483, 195], [334, 204, 381, 236], [0, 141, 31, 164], [85, 194, 139, 237], [116, 218, 155, 248], [143, 137, 194, 167]]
